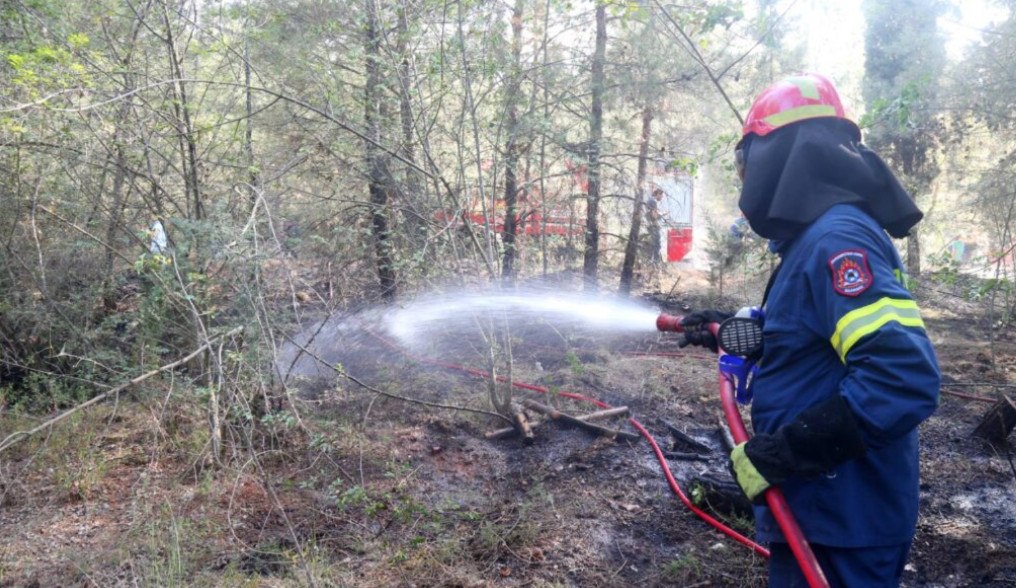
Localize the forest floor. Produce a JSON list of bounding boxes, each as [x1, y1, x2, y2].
[[2, 267, 1016, 587]]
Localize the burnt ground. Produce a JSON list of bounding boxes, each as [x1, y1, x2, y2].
[[2, 273, 1016, 587]]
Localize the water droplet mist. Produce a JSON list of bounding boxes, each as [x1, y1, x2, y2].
[[278, 286, 664, 381], [385, 288, 662, 350]]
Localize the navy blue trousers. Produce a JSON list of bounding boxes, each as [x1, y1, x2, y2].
[[768, 541, 911, 588]]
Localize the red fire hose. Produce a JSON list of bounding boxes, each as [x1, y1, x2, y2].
[[658, 315, 830, 588], [717, 369, 829, 587]]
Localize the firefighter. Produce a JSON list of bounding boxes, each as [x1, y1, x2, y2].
[[681, 73, 940, 587], [645, 187, 666, 263]]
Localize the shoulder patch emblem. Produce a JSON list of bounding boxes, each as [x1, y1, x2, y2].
[[829, 249, 873, 297]]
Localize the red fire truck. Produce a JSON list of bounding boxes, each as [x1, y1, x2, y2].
[[647, 173, 694, 262]]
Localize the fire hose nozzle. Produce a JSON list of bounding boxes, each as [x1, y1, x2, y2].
[[656, 313, 684, 332]]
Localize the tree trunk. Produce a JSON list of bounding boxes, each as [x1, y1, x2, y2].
[[104, 111, 133, 277], [161, 1, 203, 220], [396, 2, 426, 250], [907, 227, 921, 276], [396, 5, 415, 171], [456, 1, 496, 274], [365, 0, 396, 301], [538, 0, 551, 277], [582, 3, 606, 290], [619, 105, 654, 296], [243, 31, 260, 214], [501, 0, 524, 281], [102, 11, 146, 279]]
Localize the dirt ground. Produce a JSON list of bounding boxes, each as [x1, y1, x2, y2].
[[2, 269, 1015, 587]]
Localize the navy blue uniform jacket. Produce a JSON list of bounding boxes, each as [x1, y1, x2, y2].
[[753, 204, 940, 547]]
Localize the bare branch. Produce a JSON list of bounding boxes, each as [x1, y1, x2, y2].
[[282, 334, 512, 425], [0, 327, 244, 455]]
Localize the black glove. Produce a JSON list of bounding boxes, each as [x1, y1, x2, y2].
[[733, 395, 867, 500], [678, 310, 733, 351]]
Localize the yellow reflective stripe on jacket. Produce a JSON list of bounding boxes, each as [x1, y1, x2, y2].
[[830, 297, 925, 362], [763, 104, 838, 128]]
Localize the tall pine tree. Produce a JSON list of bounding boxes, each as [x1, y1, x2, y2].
[[862, 0, 948, 276]]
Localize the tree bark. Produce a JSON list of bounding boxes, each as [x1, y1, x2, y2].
[[538, 0, 551, 277], [501, 0, 524, 281], [101, 10, 146, 279], [161, 0, 203, 220], [104, 104, 133, 276], [619, 105, 654, 296], [907, 227, 921, 276], [396, 1, 425, 249], [582, 3, 606, 290], [456, 0, 496, 273], [365, 0, 397, 301], [243, 28, 260, 214]]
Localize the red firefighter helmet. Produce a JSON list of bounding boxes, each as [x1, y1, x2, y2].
[[741, 73, 851, 138]]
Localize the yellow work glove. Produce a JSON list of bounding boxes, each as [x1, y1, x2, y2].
[[730, 442, 771, 501]]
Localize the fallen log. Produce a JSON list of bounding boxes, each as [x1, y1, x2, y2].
[[521, 399, 640, 442], [577, 406, 630, 422], [485, 406, 628, 442], [716, 417, 736, 453], [484, 426, 519, 441], [485, 405, 537, 444], [513, 408, 535, 445], [660, 419, 713, 453], [664, 451, 712, 462]]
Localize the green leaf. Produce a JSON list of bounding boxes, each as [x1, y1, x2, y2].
[[67, 33, 90, 49]]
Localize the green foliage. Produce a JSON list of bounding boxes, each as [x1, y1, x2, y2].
[[66, 32, 89, 49], [128, 501, 217, 586], [133, 254, 182, 357], [862, 0, 946, 193], [669, 156, 700, 177], [927, 249, 961, 286], [859, 77, 935, 131], [564, 349, 584, 376], [707, 132, 740, 167], [700, 215, 774, 303], [977, 277, 1012, 302], [690, 481, 706, 506], [663, 1, 744, 34], [5, 371, 90, 412], [5, 41, 90, 98], [663, 553, 702, 581]]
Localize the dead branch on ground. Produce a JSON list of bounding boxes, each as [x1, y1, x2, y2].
[[522, 399, 639, 441]]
